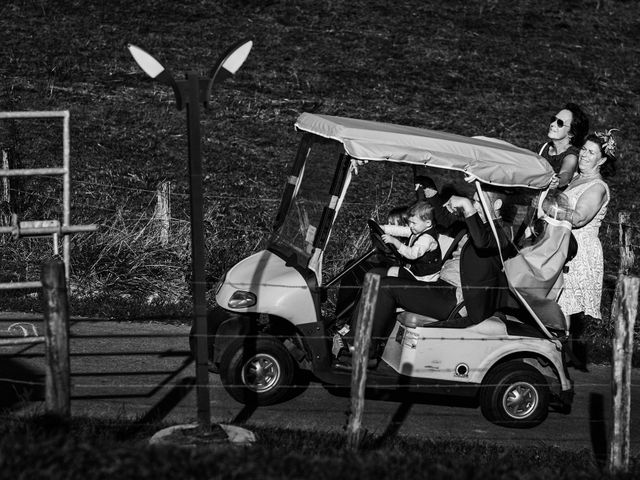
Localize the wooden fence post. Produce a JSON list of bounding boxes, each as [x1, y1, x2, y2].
[[617, 211, 634, 276], [346, 272, 380, 451], [1, 149, 9, 203], [608, 275, 639, 474], [1, 149, 9, 228], [153, 181, 171, 246], [41, 258, 71, 417]]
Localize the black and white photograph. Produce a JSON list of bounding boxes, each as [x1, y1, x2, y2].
[[1, 1, 639, 478]]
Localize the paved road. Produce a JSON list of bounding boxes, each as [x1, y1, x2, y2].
[[1, 313, 638, 454]]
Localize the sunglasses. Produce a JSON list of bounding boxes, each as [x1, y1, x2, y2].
[[550, 116, 569, 128]]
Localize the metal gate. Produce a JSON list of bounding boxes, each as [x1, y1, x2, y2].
[[0, 110, 97, 291]]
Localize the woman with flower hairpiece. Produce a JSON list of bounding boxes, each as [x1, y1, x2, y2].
[[550, 129, 618, 348]]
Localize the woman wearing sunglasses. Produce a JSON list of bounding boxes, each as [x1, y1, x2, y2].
[[537, 103, 590, 189]]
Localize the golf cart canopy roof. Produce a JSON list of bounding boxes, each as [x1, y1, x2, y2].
[[295, 113, 554, 189]]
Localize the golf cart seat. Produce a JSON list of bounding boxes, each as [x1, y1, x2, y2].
[[397, 301, 468, 328], [397, 309, 546, 338], [397, 311, 439, 328]]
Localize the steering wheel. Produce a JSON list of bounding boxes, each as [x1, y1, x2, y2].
[[367, 219, 404, 262]]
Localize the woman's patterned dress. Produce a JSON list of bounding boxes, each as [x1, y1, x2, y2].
[[557, 178, 610, 319]]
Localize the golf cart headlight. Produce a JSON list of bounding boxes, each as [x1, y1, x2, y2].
[[228, 291, 257, 309]]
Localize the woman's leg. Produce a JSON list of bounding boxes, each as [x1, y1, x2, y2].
[[569, 312, 588, 368]]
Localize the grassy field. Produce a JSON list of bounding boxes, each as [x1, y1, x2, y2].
[[0, 414, 633, 480], [1, 1, 639, 351]]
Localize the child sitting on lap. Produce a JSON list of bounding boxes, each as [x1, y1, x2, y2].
[[378, 201, 441, 282]]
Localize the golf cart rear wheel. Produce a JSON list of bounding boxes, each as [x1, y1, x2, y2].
[[220, 336, 296, 406], [480, 360, 549, 428]]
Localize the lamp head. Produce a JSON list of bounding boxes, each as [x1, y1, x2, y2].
[[128, 44, 183, 109], [218, 40, 253, 75], [128, 44, 166, 79], [205, 39, 253, 107]]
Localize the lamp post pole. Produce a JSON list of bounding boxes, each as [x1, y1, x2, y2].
[[184, 71, 210, 427], [128, 41, 252, 431]]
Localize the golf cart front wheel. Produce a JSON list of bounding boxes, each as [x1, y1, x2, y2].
[[479, 360, 549, 428], [219, 336, 296, 406]]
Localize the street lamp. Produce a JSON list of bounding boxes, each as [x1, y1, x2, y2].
[[128, 40, 252, 430]]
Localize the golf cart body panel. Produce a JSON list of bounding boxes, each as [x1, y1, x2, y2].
[[216, 248, 317, 326], [207, 113, 574, 426], [382, 317, 569, 390]]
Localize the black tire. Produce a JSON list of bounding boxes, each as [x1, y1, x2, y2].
[[219, 336, 296, 406], [479, 360, 549, 428]]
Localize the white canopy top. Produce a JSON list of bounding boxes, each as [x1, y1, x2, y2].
[[295, 113, 554, 189]]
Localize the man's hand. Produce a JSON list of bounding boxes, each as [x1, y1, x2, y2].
[[444, 195, 475, 217], [463, 173, 478, 183], [350, 159, 368, 175], [416, 184, 438, 198]]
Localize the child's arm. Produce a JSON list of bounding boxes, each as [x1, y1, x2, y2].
[[380, 224, 411, 238], [382, 233, 438, 260]]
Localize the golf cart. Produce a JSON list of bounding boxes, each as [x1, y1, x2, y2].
[[196, 113, 574, 428]]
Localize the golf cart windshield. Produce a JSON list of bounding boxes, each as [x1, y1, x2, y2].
[[270, 138, 346, 264]]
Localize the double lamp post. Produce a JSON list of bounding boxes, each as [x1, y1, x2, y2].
[[128, 40, 252, 428]]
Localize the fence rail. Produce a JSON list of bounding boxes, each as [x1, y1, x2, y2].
[[0, 336, 44, 346]]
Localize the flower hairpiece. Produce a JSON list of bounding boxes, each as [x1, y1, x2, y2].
[[595, 128, 619, 157]]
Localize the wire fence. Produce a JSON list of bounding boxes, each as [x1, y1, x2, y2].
[[2, 300, 638, 461], [1, 179, 637, 337], [1, 140, 639, 446], [0, 348, 636, 452]]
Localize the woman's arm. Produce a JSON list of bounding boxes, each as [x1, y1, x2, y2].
[[569, 183, 607, 227], [544, 183, 608, 227], [556, 153, 578, 189]]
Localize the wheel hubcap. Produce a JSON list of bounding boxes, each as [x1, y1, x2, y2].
[[241, 353, 281, 393], [503, 381, 538, 419]]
